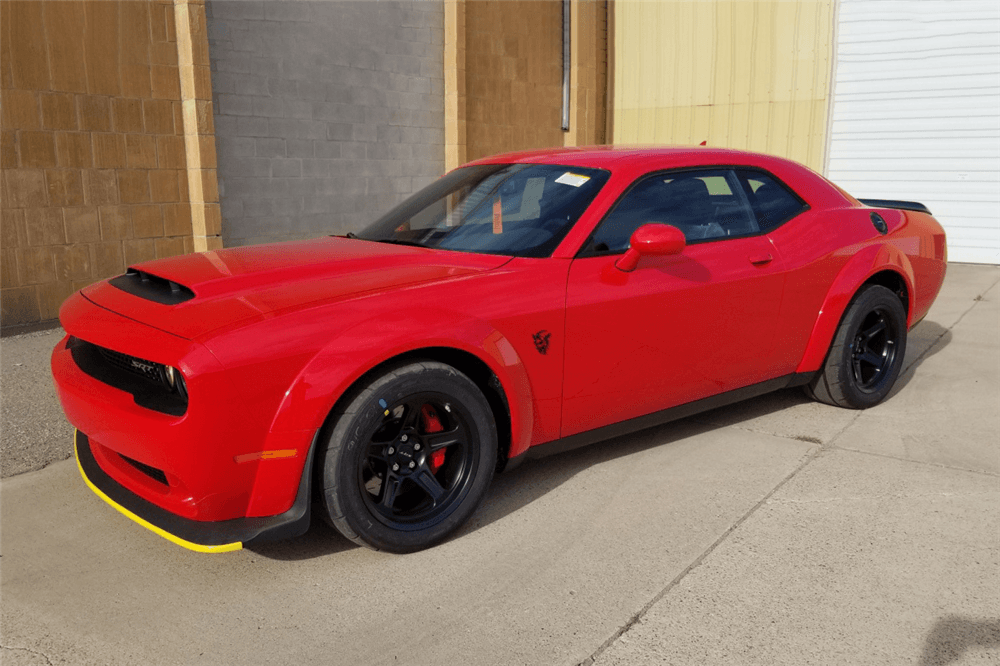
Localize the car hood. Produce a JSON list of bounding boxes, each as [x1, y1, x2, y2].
[[82, 237, 511, 340]]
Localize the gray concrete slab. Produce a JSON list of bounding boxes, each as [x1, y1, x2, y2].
[[0, 326, 72, 478], [592, 449, 1000, 666], [840, 267, 1000, 475], [903, 263, 1000, 373], [2, 424, 812, 666]]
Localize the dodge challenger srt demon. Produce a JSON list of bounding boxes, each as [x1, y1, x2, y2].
[[52, 147, 947, 554]]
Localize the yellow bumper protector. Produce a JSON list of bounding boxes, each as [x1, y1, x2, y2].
[[74, 430, 242, 554]]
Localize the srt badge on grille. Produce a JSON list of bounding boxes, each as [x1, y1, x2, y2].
[[131, 359, 155, 373], [533, 330, 551, 355]]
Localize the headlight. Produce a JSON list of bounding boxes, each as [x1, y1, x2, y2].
[[164, 365, 187, 398]]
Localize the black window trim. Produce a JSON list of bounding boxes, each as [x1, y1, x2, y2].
[[576, 165, 811, 258], [735, 166, 810, 233]]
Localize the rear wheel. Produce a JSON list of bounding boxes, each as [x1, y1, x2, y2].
[[806, 285, 907, 409], [319, 361, 496, 553]]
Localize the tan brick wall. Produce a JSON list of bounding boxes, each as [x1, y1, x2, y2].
[[464, 0, 565, 163], [0, 0, 218, 328], [174, 0, 220, 253], [445, 0, 608, 170]]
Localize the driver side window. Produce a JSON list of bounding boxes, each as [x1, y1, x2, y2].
[[587, 169, 758, 254]]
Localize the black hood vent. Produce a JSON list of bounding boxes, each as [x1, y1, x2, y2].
[[109, 268, 195, 305]]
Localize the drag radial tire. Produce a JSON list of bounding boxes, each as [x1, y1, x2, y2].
[[806, 285, 908, 409], [319, 361, 497, 553]]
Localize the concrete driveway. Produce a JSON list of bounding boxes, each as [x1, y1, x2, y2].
[[1, 264, 997, 666]]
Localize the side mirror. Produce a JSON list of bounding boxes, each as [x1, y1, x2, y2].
[[615, 224, 686, 272]]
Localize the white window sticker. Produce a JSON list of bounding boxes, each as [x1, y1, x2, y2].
[[555, 172, 590, 187]]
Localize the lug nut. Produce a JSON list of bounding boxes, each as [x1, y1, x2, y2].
[[392, 463, 399, 471], [408, 461, 416, 469], [401, 434, 408, 442], [414, 443, 421, 451], [388, 447, 395, 455]]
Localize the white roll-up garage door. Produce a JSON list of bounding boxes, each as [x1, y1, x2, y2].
[[826, 0, 1000, 264]]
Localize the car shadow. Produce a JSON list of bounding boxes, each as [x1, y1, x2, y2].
[[918, 615, 1000, 665], [456, 417, 718, 539], [247, 515, 356, 560], [250, 401, 782, 560], [250, 419, 721, 561], [890, 319, 952, 397], [250, 319, 954, 561]]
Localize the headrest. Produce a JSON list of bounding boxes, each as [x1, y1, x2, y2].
[[669, 178, 711, 200]]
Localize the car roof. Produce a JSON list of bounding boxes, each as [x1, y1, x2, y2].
[[464, 145, 801, 173]]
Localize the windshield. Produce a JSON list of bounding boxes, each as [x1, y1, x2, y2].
[[356, 164, 610, 257]]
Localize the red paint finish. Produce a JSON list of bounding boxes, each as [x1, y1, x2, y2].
[[563, 233, 785, 435], [52, 147, 947, 530], [615, 224, 686, 272]]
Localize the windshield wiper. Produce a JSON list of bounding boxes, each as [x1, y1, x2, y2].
[[375, 238, 428, 248]]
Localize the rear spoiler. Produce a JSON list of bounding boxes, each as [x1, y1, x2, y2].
[[859, 199, 932, 215]]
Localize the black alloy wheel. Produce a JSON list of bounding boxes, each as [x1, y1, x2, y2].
[[359, 393, 477, 529], [850, 307, 898, 393], [806, 284, 908, 409], [320, 361, 497, 553]]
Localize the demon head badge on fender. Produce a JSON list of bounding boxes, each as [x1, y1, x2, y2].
[[533, 330, 551, 355]]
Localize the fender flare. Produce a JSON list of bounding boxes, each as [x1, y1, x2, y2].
[[265, 307, 534, 460], [795, 243, 915, 374]]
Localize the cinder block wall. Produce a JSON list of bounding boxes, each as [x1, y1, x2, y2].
[[0, 0, 218, 329], [206, 0, 445, 247]]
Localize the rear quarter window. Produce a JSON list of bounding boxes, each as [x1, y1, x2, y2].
[[739, 171, 808, 231]]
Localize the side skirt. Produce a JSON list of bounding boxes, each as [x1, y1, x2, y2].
[[523, 373, 815, 461]]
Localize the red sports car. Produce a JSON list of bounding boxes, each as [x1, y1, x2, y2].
[[52, 147, 947, 553]]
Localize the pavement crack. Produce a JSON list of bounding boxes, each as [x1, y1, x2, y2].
[[770, 490, 999, 504], [829, 444, 1000, 477], [578, 446, 823, 666], [904, 274, 999, 375], [1, 644, 54, 666], [822, 409, 864, 451]]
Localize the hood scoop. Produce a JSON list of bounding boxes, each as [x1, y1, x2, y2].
[[84, 237, 511, 340], [109, 268, 196, 305]]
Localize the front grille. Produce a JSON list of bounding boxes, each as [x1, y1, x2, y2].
[[69, 338, 188, 416], [98, 347, 166, 385], [120, 454, 169, 486]]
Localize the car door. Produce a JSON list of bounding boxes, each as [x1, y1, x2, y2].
[[561, 168, 787, 437], [735, 168, 817, 375]]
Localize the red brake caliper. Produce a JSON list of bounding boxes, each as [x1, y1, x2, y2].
[[420, 404, 446, 472]]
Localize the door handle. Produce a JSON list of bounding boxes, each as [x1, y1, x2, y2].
[[748, 253, 773, 266]]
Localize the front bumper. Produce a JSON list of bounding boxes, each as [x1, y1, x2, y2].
[[53, 291, 313, 522], [75, 430, 314, 553]]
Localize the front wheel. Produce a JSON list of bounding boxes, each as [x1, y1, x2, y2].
[[319, 361, 497, 553], [806, 284, 908, 409]]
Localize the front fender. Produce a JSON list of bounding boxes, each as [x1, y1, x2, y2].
[[795, 242, 915, 374], [267, 307, 534, 459]]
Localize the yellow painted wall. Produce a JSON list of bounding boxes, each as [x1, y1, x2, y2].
[[611, 0, 834, 171]]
